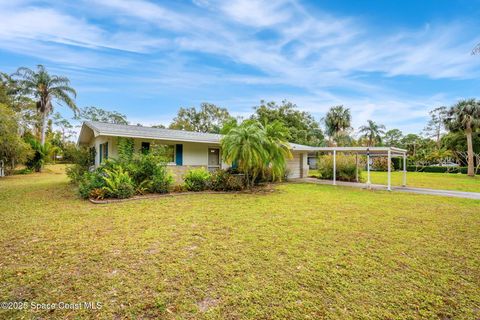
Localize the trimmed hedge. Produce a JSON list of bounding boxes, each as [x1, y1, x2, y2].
[[405, 166, 469, 174]]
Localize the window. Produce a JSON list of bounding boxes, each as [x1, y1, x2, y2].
[[99, 142, 108, 163], [162, 145, 175, 163], [141, 142, 150, 154], [149, 143, 175, 163]]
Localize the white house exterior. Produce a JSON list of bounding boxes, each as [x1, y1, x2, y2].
[[77, 121, 314, 182]]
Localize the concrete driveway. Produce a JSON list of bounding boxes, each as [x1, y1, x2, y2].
[[295, 178, 480, 200]]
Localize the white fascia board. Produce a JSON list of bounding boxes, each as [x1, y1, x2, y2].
[[94, 132, 221, 145]]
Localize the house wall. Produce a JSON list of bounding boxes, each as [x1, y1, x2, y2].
[[286, 151, 308, 179], [90, 136, 228, 183], [90, 136, 118, 167], [302, 152, 308, 177], [89, 135, 308, 181]]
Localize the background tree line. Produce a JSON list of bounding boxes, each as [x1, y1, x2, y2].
[[1, 65, 479, 176]]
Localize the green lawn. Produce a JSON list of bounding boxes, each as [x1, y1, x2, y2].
[[309, 169, 480, 193], [1, 166, 479, 319]]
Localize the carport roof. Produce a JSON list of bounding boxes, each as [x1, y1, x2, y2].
[[313, 146, 407, 156], [289, 143, 322, 152]]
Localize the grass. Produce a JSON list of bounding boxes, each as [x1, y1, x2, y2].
[[1, 165, 479, 319], [309, 169, 480, 193]]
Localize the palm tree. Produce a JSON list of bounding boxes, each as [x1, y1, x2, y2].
[[358, 120, 386, 147], [26, 139, 53, 172], [221, 120, 293, 187], [323, 105, 351, 145], [13, 65, 77, 145], [260, 120, 292, 181], [473, 43, 480, 55], [221, 121, 268, 187], [444, 99, 480, 176]]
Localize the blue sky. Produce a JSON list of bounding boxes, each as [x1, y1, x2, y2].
[[1, 0, 480, 134]]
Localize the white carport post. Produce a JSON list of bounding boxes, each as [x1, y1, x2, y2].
[[402, 152, 407, 187], [366, 149, 371, 189], [332, 150, 336, 185], [355, 153, 359, 182], [387, 149, 392, 191]]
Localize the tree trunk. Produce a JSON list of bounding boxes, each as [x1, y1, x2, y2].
[[40, 111, 47, 146], [466, 127, 474, 177]]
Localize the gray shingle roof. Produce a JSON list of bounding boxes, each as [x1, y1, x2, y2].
[[81, 121, 317, 151], [83, 121, 223, 144]]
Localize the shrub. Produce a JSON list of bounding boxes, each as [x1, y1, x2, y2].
[[134, 179, 151, 195], [117, 137, 135, 162], [150, 164, 174, 194], [210, 170, 245, 191], [371, 157, 394, 171], [184, 168, 211, 191], [0, 104, 33, 175], [317, 154, 363, 182], [66, 147, 95, 184], [73, 150, 174, 199], [256, 167, 274, 184], [89, 188, 106, 200], [406, 166, 468, 174], [172, 184, 187, 193], [62, 143, 82, 163], [127, 153, 159, 186], [114, 145, 173, 193], [14, 168, 33, 175], [101, 166, 135, 199], [78, 171, 106, 199], [66, 165, 84, 184], [25, 140, 52, 172]]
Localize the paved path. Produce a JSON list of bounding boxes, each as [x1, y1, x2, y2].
[[294, 178, 480, 200]]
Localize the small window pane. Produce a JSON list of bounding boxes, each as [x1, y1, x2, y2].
[[141, 142, 150, 154], [102, 142, 108, 160]]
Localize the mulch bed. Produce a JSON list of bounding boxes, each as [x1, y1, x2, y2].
[[89, 184, 277, 204]]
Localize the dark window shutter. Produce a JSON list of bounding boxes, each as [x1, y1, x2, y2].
[[99, 144, 103, 163], [175, 144, 183, 166], [105, 142, 109, 159]]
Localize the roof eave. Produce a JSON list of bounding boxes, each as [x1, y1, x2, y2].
[[93, 132, 221, 144]]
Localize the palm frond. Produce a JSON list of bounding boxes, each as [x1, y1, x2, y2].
[[472, 43, 480, 55], [50, 88, 78, 114], [50, 85, 77, 98]]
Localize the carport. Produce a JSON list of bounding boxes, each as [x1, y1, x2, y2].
[[314, 147, 408, 191]]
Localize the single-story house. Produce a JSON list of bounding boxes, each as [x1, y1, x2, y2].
[[77, 121, 316, 182]]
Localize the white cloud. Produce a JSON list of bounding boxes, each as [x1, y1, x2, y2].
[[218, 0, 291, 27], [0, 3, 169, 54], [1, 0, 479, 134]]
